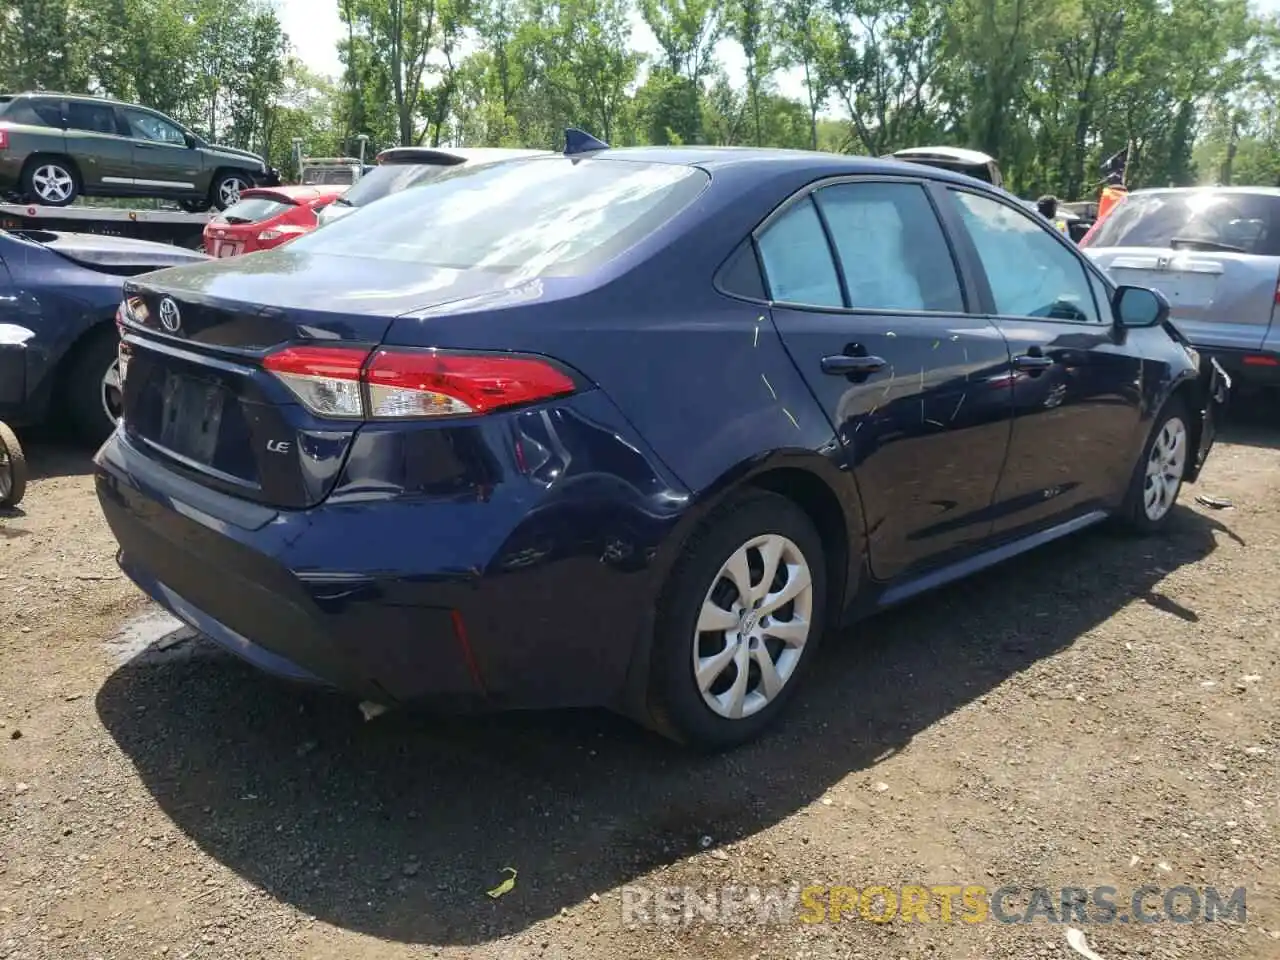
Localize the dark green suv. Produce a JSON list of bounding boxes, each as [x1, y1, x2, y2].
[[0, 92, 274, 211]]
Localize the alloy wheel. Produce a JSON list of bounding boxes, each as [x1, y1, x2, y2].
[[1143, 416, 1187, 522], [32, 164, 74, 204], [693, 533, 814, 720], [218, 177, 247, 208]]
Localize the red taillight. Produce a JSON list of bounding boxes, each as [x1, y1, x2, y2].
[[0, 127, 9, 150], [1243, 355, 1279, 367], [364, 349, 576, 418], [263, 345, 370, 418], [262, 345, 577, 420]]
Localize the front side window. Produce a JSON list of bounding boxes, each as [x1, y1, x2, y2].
[[815, 181, 964, 312], [65, 101, 120, 136], [755, 197, 843, 308], [121, 108, 187, 146], [952, 190, 1101, 323], [292, 157, 708, 278]]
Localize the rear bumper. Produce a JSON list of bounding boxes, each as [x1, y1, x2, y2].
[[94, 395, 688, 711], [97, 430, 478, 706], [1197, 345, 1280, 386]]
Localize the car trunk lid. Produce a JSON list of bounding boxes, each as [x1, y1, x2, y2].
[[118, 251, 521, 509]]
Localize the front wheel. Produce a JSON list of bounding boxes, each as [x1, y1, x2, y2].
[[648, 491, 828, 751], [1116, 398, 1190, 534]]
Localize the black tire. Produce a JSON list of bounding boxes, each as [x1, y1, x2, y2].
[[647, 490, 828, 751], [179, 198, 212, 214], [0, 421, 27, 509], [22, 156, 79, 207], [63, 327, 122, 447], [1114, 396, 1190, 535], [210, 171, 251, 211]]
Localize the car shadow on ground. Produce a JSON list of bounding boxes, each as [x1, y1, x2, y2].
[[96, 505, 1236, 946], [5, 424, 97, 481]]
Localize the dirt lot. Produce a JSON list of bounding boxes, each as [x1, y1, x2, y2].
[[1, 410, 1277, 960]]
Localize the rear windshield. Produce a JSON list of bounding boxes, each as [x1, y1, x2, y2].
[[336, 160, 462, 207], [1087, 190, 1280, 256], [290, 157, 710, 277], [214, 197, 294, 225]]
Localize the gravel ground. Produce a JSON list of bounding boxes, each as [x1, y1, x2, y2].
[[0, 409, 1277, 960]]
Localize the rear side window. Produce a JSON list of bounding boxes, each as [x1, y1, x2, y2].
[[1086, 190, 1280, 256], [339, 161, 461, 207], [292, 157, 709, 277], [215, 197, 294, 224], [815, 182, 964, 312], [756, 198, 843, 307], [65, 101, 120, 135], [1, 97, 63, 127]]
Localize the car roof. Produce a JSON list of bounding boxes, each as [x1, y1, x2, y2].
[[892, 145, 998, 166]]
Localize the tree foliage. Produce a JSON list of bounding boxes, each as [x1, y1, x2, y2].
[[2, 0, 1278, 195]]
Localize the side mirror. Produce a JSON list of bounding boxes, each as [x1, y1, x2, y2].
[[1113, 284, 1169, 329]]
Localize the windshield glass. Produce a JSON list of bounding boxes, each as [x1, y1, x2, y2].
[[1086, 190, 1280, 255], [214, 197, 293, 224], [290, 157, 709, 277], [338, 161, 462, 207]]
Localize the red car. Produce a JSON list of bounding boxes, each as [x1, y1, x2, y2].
[[203, 185, 346, 258]]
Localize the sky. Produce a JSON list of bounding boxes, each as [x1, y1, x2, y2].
[[271, 0, 812, 117]]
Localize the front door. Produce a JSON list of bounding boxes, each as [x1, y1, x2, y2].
[[119, 107, 202, 197], [940, 187, 1144, 537], [759, 177, 1015, 581]]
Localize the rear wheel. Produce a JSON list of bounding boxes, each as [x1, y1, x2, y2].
[[179, 198, 211, 214], [0, 421, 27, 509], [63, 328, 122, 446], [23, 158, 79, 207], [211, 171, 251, 211], [648, 491, 827, 750], [1116, 397, 1189, 534]]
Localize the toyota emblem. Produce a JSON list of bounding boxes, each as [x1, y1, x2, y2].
[[158, 297, 182, 333]]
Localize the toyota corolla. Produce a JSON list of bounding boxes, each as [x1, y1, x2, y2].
[[95, 137, 1226, 749]]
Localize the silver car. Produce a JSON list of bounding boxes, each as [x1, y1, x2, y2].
[[1083, 187, 1280, 387], [316, 146, 551, 228]]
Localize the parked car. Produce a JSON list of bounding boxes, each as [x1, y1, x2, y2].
[[890, 146, 1004, 189], [97, 143, 1226, 750], [315, 146, 551, 228], [0, 228, 207, 443], [1082, 187, 1280, 388], [204, 185, 347, 258], [0, 92, 275, 211]]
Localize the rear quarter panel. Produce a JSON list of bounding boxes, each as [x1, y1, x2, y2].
[[2, 123, 68, 186]]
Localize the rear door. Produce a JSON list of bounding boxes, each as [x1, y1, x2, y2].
[[63, 100, 135, 192], [760, 176, 1015, 581], [940, 186, 1144, 537], [1083, 190, 1280, 351], [119, 107, 202, 195]]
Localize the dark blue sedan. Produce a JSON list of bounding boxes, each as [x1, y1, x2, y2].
[[94, 143, 1227, 749]]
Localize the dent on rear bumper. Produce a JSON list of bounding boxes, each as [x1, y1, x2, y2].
[[94, 391, 692, 711]]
